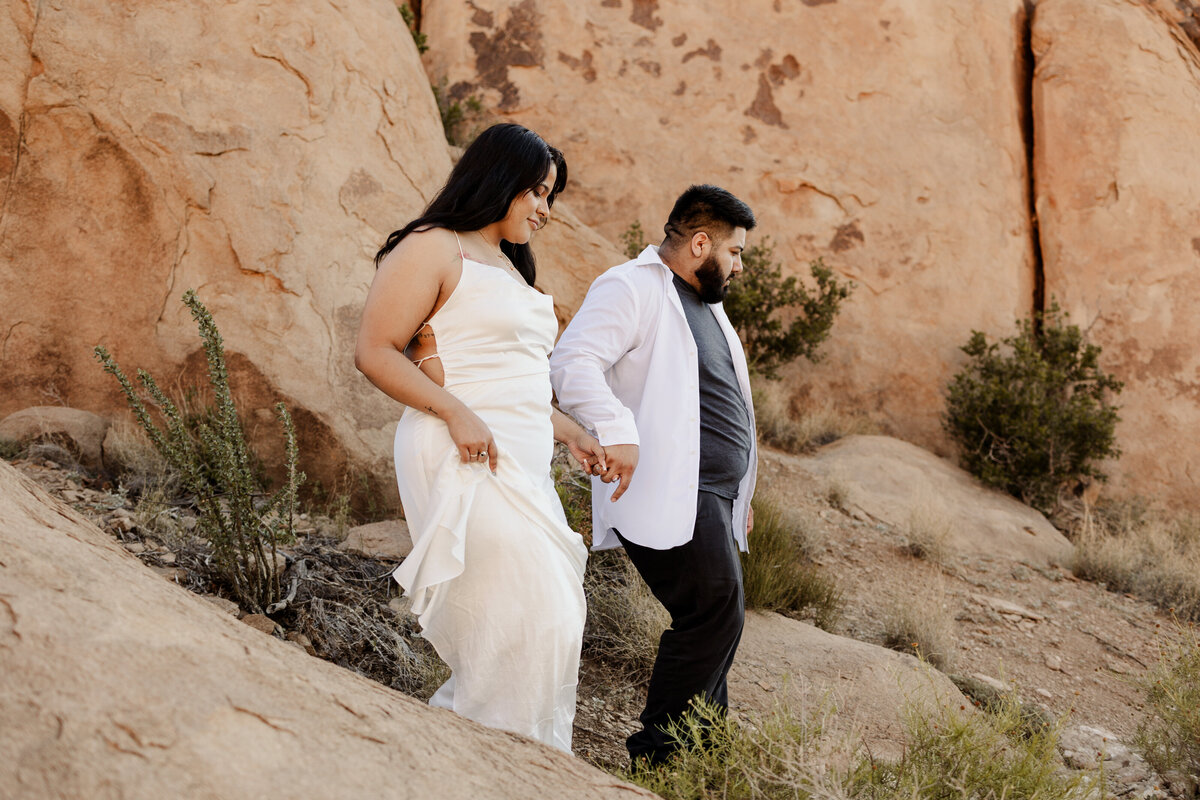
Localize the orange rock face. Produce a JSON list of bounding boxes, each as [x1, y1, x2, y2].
[[421, 0, 1038, 452], [1033, 0, 1200, 505], [0, 1, 618, 504]]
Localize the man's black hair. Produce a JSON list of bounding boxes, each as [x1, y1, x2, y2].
[[663, 184, 756, 247]]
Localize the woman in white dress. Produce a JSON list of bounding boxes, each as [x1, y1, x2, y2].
[[354, 124, 604, 752]]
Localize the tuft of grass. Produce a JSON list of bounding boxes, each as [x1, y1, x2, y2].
[[1071, 503, 1200, 622], [104, 419, 181, 496], [583, 548, 669, 683], [742, 494, 842, 631], [880, 583, 956, 671], [902, 496, 955, 568], [1136, 624, 1200, 796], [622, 696, 830, 800], [620, 693, 1093, 800], [753, 377, 875, 455]]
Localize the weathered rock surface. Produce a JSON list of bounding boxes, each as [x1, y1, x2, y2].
[[340, 518, 413, 560], [0, 0, 619, 506], [1033, 0, 1200, 508], [0, 458, 654, 799], [732, 610, 970, 760], [0, 406, 110, 470], [758, 435, 1073, 566], [422, 0, 1037, 452]]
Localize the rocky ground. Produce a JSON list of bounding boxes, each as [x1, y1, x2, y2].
[[7, 439, 1192, 795]]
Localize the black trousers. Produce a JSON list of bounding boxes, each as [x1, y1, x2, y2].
[[616, 491, 745, 763]]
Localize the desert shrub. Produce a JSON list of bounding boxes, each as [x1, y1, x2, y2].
[[583, 548, 670, 683], [943, 303, 1122, 513], [1072, 505, 1200, 621], [844, 696, 1091, 800], [742, 494, 842, 631], [396, 2, 428, 54], [723, 240, 854, 380], [94, 290, 305, 613], [0, 438, 23, 460], [621, 220, 648, 259], [621, 693, 1090, 800], [1137, 625, 1200, 796]]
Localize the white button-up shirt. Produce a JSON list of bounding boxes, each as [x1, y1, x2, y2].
[[549, 246, 757, 551]]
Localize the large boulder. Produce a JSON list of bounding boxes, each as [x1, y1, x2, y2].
[[1032, 0, 1200, 506], [758, 435, 1073, 567], [0, 406, 110, 470], [420, 0, 1037, 453], [0, 0, 620, 506], [731, 611, 969, 760], [0, 458, 654, 799]]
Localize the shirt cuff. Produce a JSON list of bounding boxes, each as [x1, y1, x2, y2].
[[593, 416, 640, 447]]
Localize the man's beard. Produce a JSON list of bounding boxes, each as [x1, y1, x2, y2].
[[694, 254, 730, 304]]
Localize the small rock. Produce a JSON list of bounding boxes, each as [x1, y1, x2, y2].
[[286, 631, 316, 656], [340, 519, 413, 560], [159, 552, 177, 565], [970, 672, 1012, 693], [123, 541, 146, 554], [201, 595, 240, 616], [1043, 653, 1065, 672], [240, 614, 280, 636], [1035, 687, 1053, 699], [152, 566, 187, 583]]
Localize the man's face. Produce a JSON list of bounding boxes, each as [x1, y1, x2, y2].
[[694, 226, 747, 304]]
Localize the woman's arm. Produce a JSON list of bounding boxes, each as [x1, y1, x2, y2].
[[551, 407, 606, 476], [354, 233, 498, 471]]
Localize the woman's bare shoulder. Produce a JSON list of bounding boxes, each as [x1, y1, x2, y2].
[[378, 227, 462, 277]]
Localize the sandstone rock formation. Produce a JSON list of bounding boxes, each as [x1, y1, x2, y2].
[[732, 610, 970, 760], [0, 458, 654, 799], [1032, 0, 1200, 507], [0, 0, 620, 506], [421, 0, 1038, 454], [757, 435, 1073, 567], [0, 406, 110, 470]]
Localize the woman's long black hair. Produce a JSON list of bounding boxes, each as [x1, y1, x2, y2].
[[374, 123, 567, 286]]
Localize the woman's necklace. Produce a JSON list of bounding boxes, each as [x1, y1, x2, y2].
[[474, 231, 519, 275]]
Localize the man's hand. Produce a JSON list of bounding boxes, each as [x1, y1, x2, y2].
[[599, 443, 638, 502], [747, 505, 755, 536]]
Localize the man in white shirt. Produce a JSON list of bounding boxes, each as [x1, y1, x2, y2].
[[550, 185, 758, 765]]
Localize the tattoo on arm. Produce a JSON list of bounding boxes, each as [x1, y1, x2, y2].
[[424, 406, 439, 417]]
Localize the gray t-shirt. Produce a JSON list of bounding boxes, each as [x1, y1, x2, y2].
[[673, 273, 753, 499]]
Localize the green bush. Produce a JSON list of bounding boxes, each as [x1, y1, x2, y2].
[[723, 240, 854, 380], [1137, 625, 1200, 796], [621, 220, 648, 259], [396, 2, 428, 54], [741, 494, 842, 631], [943, 303, 1122, 513], [432, 79, 484, 147], [95, 290, 304, 613]]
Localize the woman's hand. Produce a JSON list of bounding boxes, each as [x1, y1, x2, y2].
[[444, 405, 498, 473], [567, 431, 606, 477]]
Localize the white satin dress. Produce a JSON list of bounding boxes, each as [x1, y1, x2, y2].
[[391, 245, 587, 753]]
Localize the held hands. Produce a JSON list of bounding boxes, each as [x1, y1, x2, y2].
[[445, 405, 498, 473], [598, 443, 638, 502], [567, 431, 607, 478]]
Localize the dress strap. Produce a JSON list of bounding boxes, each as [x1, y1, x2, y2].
[[453, 231, 465, 261]]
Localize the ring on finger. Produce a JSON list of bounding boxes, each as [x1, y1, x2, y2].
[[477, 451, 488, 461]]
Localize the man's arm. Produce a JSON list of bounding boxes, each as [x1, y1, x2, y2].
[[549, 271, 644, 446], [550, 271, 646, 500]]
